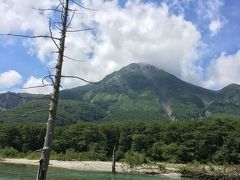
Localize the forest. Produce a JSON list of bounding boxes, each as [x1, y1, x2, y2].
[[0, 118, 240, 166]]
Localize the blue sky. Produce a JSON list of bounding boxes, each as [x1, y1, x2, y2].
[[0, 0, 240, 94]]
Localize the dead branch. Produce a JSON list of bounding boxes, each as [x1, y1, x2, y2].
[[55, 2, 63, 11], [32, 8, 63, 13], [0, 33, 60, 40], [54, 24, 62, 31], [48, 72, 55, 85], [42, 74, 55, 86], [54, 21, 63, 24], [61, 75, 99, 84], [71, 0, 97, 11], [67, 9, 77, 28], [67, 27, 94, 32], [61, 3, 65, 22], [49, 18, 61, 50], [59, 0, 65, 4], [63, 55, 86, 62], [21, 84, 53, 90]]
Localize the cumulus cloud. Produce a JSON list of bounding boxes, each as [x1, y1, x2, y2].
[[0, 0, 57, 34], [0, 0, 205, 90], [204, 51, 240, 90], [209, 19, 223, 36], [0, 0, 59, 62], [38, 0, 202, 89], [2, 0, 235, 92], [21, 76, 52, 94], [0, 70, 22, 90]]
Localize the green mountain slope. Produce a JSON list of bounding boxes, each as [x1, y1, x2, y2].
[[60, 63, 218, 120], [206, 84, 240, 119], [1, 63, 240, 124], [0, 100, 105, 125]]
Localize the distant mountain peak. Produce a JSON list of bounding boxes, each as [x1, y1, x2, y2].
[[2, 63, 240, 122], [122, 63, 166, 72]]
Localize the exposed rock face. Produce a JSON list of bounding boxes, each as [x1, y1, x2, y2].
[[0, 92, 27, 111]]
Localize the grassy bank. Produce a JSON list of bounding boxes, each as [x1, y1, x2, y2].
[[179, 163, 240, 179]]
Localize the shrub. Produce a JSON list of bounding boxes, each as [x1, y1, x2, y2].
[[25, 151, 40, 159], [78, 151, 103, 161], [157, 163, 166, 172], [124, 151, 147, 168], [0, 147, 19, 158]]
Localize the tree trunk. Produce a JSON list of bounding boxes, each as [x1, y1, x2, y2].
[[112, 144, 117, 173], [36, 0, 69, 179]]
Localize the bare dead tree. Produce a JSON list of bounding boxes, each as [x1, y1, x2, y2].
[[35, 1, 97, 179], [0, 1, 98, 179], [112, 144, 117, 173], [36, 0, 69, 179]]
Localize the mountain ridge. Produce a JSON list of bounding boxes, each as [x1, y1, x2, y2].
[[0, 63, 240, 123]]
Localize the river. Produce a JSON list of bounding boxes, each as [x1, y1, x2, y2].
[[0, 162, 191, 180]]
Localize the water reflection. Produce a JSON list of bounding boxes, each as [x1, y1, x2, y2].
[[0, 162, 187, 180]]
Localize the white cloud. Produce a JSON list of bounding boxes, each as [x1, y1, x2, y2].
[[21, 76, 52, 94], [0, 0, 59, 62], [209, 19, 223, 36], [204, 51, 240, 90], [0, 0, 57, 34], [197, 0, 225, 35], [1, 0, 205, 90], [53, 1, 203, 88], [0, 70, 22, 89], [13, 0, 203, 89]]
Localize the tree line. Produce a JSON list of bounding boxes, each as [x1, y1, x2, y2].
[[0, 118, 240, 165]]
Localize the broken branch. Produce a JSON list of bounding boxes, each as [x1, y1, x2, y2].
[[21, 84, 53, 90], [49, 18, 61, 50], [63, 55, 86, 62], [0, 33, 60, 40], [61, 75, 99, 84], [67, 9, 77, 28], [32, 8, 63, 13], [67, 27, 94, 32]]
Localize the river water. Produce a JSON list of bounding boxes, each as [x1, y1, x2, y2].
[[0, 162, 190, 180]]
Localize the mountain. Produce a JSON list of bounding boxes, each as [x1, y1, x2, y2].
[[0, 92, 48, 111], [0, 63, 240, 124], [0, 92, 27, 111]]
